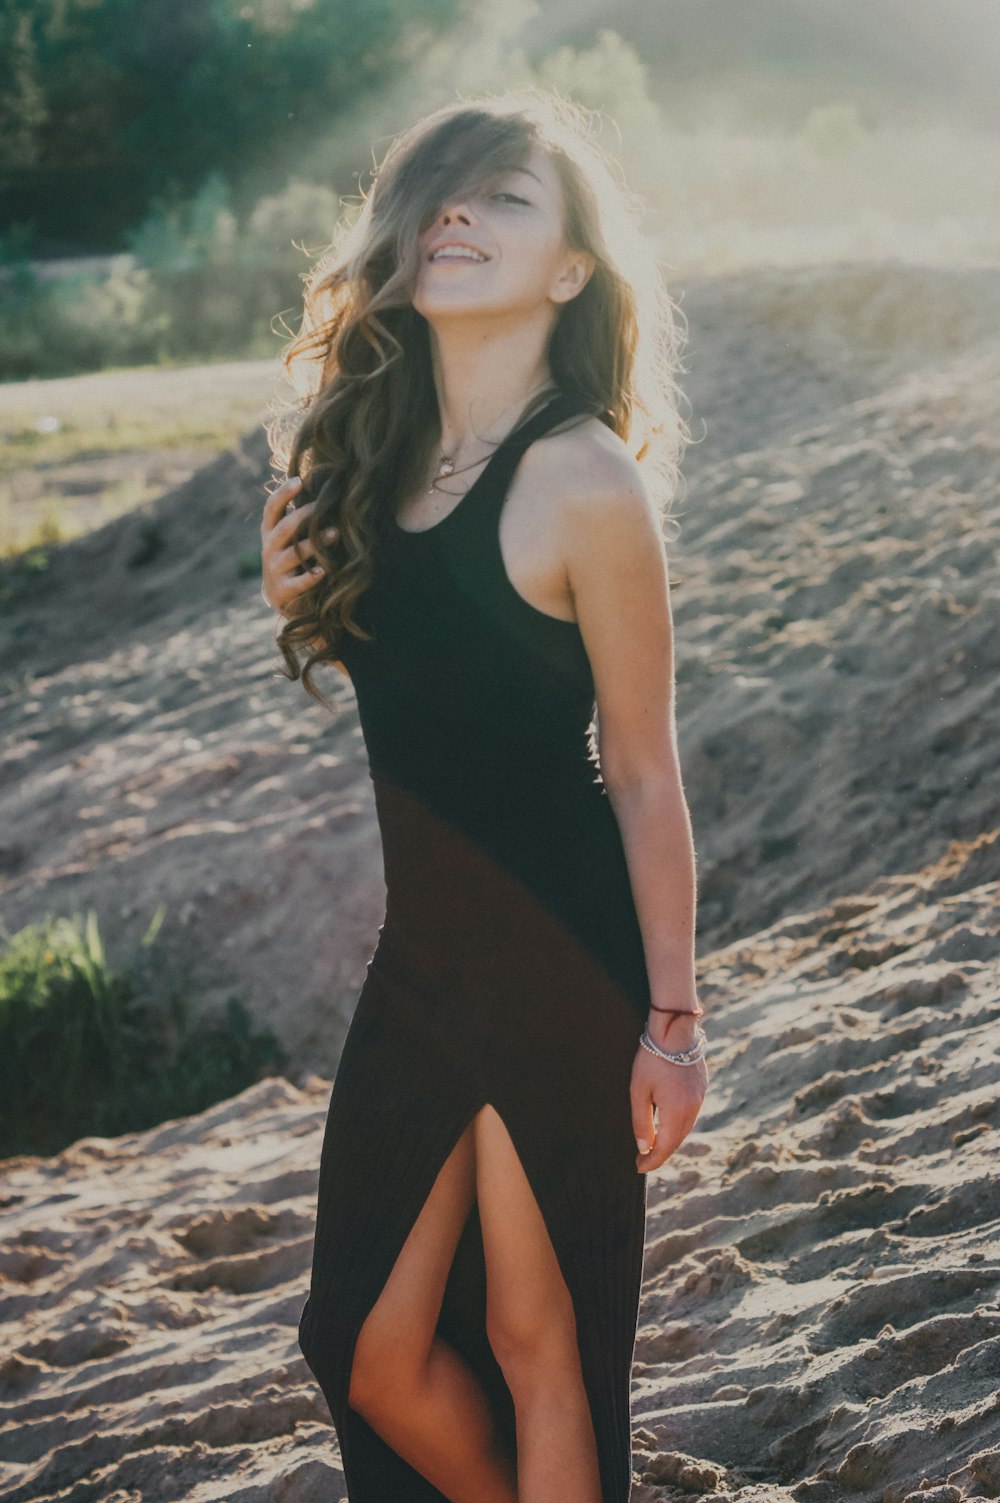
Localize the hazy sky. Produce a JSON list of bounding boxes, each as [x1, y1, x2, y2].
[[519, 0, 1000, 131]]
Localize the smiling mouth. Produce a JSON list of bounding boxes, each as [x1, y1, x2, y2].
[[427, 248, 491, 265]]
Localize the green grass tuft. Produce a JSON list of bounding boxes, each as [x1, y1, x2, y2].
[[0, 906, 286, 1159]]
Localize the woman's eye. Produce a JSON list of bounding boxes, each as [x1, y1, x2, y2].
[[491, 192, 528, 204]]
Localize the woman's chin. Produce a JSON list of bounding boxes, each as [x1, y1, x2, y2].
[[413, 292, 509, 323]]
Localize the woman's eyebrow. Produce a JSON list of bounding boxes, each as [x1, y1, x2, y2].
[[492, 166, 542, 186]]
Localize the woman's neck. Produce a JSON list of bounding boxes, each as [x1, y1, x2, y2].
[[427, 319, 556, 454]]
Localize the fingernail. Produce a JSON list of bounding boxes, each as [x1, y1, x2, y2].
[[289, 475, 302, 488], [637, 1140, 649, 1154]]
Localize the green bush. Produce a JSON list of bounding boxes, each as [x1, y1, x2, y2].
[[0, 173, 341, 378], [0, 253, 168, 380], [0, 906, 286, 1160]]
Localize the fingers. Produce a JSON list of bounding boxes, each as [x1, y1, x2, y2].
[[261, 474, 340, 613], [639, 1122, 685, 1174], [262, 475, 304, 534], [278, 528, 338, 576], [263, 478, 341, 552], [278, 507, 339, 568], [263, 479, 340, 548], [632, 1060, 709, 1174], [632, 1087, 656, 1166], [283, 564, 325, 600]]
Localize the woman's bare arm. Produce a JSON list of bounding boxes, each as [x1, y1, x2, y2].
[[561, 440, 707, 1172]]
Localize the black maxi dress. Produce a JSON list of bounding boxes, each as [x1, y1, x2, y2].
[[297, 390, 654, 1502]]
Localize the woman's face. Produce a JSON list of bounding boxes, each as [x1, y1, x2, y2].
[[411, 142, 591, 324]]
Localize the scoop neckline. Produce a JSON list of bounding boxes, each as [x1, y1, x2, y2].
[[391, 393, 568, 539], [390, 392, 586, 634]]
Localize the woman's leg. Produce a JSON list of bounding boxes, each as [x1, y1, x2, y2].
[[475, 1103, 603, 1503], [348, 1116, 518, 1503]]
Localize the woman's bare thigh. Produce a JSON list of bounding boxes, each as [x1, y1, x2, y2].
[[474, 1103, 580, 1376], [350, 1118, 478, 1404]]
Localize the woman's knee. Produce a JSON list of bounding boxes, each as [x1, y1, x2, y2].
[[348, 1303, 430, 1418], [297, 1309, 402, 1419], [486, 1286, 582, 1394]]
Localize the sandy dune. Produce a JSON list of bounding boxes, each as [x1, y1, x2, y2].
[[1, 259, 999, 1499]]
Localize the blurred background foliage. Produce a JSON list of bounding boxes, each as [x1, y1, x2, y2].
[[0, 0, 469, 249], [1, 0, 998, 380]]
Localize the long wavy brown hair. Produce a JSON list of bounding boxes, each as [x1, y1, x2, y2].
[[266, 87, 692, 707]]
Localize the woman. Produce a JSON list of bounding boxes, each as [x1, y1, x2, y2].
[[260, 90, 708, 1503]]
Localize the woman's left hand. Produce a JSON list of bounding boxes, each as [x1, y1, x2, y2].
[[261, 476, 339, 615], [630, 1043, 709, 1174]]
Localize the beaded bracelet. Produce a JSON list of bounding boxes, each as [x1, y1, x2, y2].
[[639, 1023, 708, 1067]]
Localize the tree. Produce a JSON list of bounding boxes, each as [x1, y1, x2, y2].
[[0, 0, 470, 254]]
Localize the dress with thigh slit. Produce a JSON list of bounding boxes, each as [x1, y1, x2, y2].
[[296, 389, 653, 1502]]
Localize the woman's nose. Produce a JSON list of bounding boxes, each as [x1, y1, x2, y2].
[[437, 194, 477, 224]]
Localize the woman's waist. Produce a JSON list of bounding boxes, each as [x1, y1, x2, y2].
[[367, 772, 647, 1008], [367, 741, 603, 817], [369, 765, 629, 901]]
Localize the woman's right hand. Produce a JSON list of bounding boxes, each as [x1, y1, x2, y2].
[[260, 475, 339, 616], [630, 1045, 709, 1175]]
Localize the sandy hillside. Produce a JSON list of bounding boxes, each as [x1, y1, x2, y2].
[[0, 260, 997, 1073], [1, 823, 997, 1502]]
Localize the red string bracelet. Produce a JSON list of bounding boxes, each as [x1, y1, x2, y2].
[[647, 1002, 705, 1038]]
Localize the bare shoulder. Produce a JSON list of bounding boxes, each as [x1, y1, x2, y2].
[[527, 413, 662, 549]]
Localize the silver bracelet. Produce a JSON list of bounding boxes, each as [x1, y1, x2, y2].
[[639, 1023, 708, 1067]]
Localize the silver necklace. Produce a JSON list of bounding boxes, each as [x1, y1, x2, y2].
[[428, 384, 553, 494], [428, 449, 490, 493]]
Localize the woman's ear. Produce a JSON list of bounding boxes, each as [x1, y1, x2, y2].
[[553, 250, 596, 305]]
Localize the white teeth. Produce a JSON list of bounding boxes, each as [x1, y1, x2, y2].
[[431, 247, 486, 262]]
